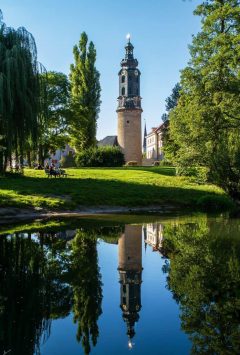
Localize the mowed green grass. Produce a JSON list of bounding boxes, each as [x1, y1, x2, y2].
[[0, 167, 233, 211]]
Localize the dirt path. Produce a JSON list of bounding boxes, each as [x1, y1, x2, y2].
[[0, 205, 178, 224]]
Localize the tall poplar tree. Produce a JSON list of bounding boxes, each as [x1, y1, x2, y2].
[[169, 0, 240, 198], [69, 32, 101, 152]]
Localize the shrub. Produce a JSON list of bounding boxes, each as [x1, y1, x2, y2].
[[197, 195, 235, 212], [76, 146, 125, 167], [160, 159, 172, 166], [176, 166, 209, 184], [60, 154, 76, 168], [125, 161, 138, 166]]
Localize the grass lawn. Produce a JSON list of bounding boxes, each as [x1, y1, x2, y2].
[[0, 166, 234, 212]]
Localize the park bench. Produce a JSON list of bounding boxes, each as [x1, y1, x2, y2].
[[45, 168, 68, 178]]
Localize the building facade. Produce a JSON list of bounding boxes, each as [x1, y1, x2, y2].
[[146, 122, 167, 161], [143, 223, 164, 253], [117, 38, 142, 165], [44, 144, 75, 167]]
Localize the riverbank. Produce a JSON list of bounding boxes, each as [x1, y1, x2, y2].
[[0, 204, 180, 225], [0, 167, 235, 220]]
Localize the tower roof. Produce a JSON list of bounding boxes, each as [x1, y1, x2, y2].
[[121, 36, 138, 68]]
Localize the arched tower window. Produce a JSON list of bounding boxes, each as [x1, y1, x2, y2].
[[122, 87, 125, 96], [122, 75, 125, 83]]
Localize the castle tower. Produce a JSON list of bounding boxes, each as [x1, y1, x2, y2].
[[117, 36, 142, 165], [118, 225, 143, 348]]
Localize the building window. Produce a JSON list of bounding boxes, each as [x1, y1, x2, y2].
[[122, 75, 125, 83], [122, 87, 125, 96]]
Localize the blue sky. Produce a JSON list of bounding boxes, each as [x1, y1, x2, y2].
[[1, 0, 202, 139]]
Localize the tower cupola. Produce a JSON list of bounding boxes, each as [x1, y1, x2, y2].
[[118, 36, 141, 110], [116, 35, 143, 165]]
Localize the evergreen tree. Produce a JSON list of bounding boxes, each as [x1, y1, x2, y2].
[[162, 83, 181, 162], [165, 83, 181, 112], [169, 0, 240, 198], [69, 32, 101, 152]]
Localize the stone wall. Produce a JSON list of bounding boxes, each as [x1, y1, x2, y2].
[[117, 109, 142, 165]]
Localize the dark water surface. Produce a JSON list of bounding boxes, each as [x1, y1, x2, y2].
[[1, 215, 240, 355]]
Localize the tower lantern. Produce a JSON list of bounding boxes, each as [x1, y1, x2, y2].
[[117, 36, 142, 165]]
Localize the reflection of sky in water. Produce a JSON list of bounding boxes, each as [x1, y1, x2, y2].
[[39, 223, 190, 355], [2, 217, 239, 355]]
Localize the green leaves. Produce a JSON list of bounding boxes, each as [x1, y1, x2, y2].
[[69, 32, 101, 152], [38, 71, 71, 163], [0, 12, 41, 171], [168, 0, 240, 199]]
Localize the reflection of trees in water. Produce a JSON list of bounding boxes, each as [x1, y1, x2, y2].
[[0, 226, 109, 355], [0, 232, 72, 355], [68, 230, 103, 355], [163, 218, 240, 354]]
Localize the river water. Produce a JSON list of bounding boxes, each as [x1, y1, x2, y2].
[[0, 214, 240, 355]]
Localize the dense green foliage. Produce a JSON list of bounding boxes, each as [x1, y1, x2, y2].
[[165, 83, 181, 113], [0, 167, 234, 211], [0, 11, 41, 173], [76, 146, 125, 167], [168, 0, 240, 199], [163, 217, 240, 354], [69, 32, 101, 152], [162, 83, 181, 163], [0, 12, 101, 171], [38, 71, 70, 165]]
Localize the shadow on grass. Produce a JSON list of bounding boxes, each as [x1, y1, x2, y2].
[[0, 174, 234, 212], [71, 166, 176, 176], [125, 166, 176, 176]]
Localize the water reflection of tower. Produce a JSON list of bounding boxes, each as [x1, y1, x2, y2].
[[118, 225, 143, 349]]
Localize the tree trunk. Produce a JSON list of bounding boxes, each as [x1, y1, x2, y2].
[[27, 150, 31, 167]]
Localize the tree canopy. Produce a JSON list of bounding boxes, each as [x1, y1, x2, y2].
[[0, 10, 41, 172], [69, 32, 101, 152], [168, 0, 240, 198], [37, 71, 71, 165]]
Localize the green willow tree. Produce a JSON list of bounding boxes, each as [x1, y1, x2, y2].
[[69, 32, 101, 152], [0, 11, 40, 172], [169, 0, 240, 198]]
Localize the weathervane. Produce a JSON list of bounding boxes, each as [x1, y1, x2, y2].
[[126, 33, 131, 42]]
